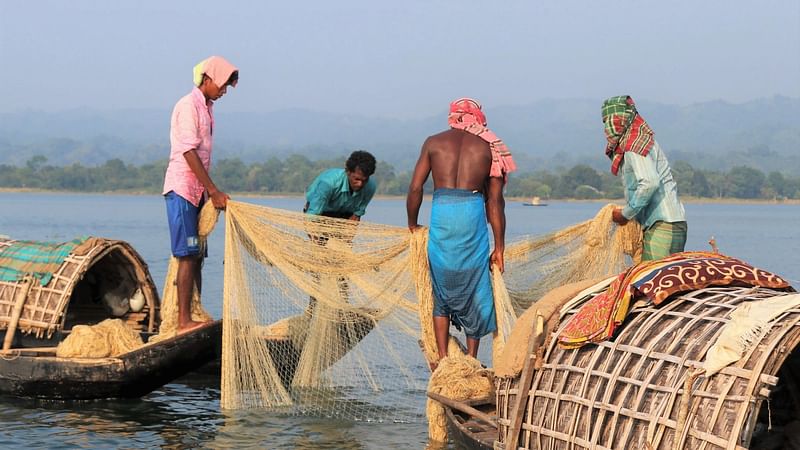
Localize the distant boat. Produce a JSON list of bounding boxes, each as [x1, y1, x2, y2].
[[522, 196, 548, 207]]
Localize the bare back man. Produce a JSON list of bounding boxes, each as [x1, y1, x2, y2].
[[407, 98, 516, 365]]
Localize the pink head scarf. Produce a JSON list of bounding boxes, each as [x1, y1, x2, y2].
[[193, 56, 239, 89], [448, 98, 516, 182]]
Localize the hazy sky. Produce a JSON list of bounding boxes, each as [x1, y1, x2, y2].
[[1, 1, 798, 118]]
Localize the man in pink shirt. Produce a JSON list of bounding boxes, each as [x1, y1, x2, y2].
[[163, 56, 238, 333]]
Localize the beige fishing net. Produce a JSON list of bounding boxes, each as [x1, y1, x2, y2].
[[219, 200, 641, 424], [56, 318, 144, 358]]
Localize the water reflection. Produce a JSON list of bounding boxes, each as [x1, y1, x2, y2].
[[0, 382, 222, 449], [0, 375, 431, 449]]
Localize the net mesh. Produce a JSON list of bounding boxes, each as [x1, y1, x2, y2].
[[220, 200, 641, 422]]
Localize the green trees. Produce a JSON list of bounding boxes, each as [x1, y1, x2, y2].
[[727, 166, 765, 199], [1, 155, 799, 200]]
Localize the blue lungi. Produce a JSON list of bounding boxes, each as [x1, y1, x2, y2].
[[428, 189, 497, 339]]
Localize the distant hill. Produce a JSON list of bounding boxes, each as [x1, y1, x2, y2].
[[1, 96, 798, 174]]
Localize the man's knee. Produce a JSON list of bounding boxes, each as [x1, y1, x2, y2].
[[176, 255, 199, 267]]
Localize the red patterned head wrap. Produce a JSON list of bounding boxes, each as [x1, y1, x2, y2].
[[447, 98, 516, 182]]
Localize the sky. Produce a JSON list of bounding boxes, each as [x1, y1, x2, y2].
[[1, 0, 799, 119]]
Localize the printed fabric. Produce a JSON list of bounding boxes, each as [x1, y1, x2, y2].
[[557, 251, 793, 349]]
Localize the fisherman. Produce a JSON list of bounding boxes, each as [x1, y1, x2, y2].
[[601, 95, 687, 261], [406, 98, 516, 365], [303, 150, 378, 221], [303, 150, 377, 311], [162, 56, 238, 333]]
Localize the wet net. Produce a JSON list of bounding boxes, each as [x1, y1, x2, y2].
[[220, 200, 640, 422]]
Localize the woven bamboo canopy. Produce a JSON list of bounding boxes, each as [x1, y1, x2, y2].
[[0, 237, 159, 342], [496, 285, 800, 450]]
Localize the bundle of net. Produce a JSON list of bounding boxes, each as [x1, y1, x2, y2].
[[221, 201, 427, 422]]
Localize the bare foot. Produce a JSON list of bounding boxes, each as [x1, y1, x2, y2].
[[178, 320, 210, 334]]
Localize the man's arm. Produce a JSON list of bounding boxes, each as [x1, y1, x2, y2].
[[485, 176, 506, 272], [406, 141, 432, 230], [183, 149, 229, 209], [614, 152, 659, 225], [305, 177, 334, 216]]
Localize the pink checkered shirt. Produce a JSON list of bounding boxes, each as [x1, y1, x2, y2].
[[162, 87, 214, 206]]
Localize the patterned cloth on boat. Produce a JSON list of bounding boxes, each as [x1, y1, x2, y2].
[[602, 95, 655, 176], [428, 189, 497, 339], [557, 251, 793, 349], [642, 220, 687, 261], [632, 252, 791, 304], [0, 237, 87, 286]]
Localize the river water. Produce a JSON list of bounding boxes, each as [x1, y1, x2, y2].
[[0, 192, 797, 449]]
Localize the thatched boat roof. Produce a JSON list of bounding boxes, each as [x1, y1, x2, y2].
[[497, 285, 799, 450], [0, 237, 159, 339]]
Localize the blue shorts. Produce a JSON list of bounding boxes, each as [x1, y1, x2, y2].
[[165, 191, 206, 258]]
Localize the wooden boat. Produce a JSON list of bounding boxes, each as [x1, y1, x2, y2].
[[263, 308, 377, 386], [431, 393, 496, 450], [0, 321, 221, 400], [522, 196, 547, 207], [495, 285, 800, 450], [424, 341, 499, 450], [198, 308, 377, 387], [0, 236, 222, 400]]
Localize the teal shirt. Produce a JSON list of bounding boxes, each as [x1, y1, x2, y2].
[[620, 140, 686, 229], [305, 168, 377, 217]]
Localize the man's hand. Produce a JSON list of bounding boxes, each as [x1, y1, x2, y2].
[[490, 248, 505, 273], [209, 190, 230, 210], [612, 207, 629, 226], [408, 223, 421, 232]]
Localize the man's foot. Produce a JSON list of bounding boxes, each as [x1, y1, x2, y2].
[[178, 320, 210, 334]]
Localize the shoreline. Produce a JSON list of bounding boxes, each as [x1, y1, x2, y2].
[[1, 188, 798, 205]]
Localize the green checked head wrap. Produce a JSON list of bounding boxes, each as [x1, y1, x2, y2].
[[601, 95, 636, 141], [601, 95, 655, 175]]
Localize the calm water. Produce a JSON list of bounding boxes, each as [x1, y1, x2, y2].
[[0, 192, 798, 449]]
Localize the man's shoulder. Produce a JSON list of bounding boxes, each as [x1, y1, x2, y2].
[[427, 128, 488, 146], [309, 168, 343, 189], [322, 167, 344, 175], [172, 92, 197, 115], [318, 168, 345, 181], [427, 128, 459, 141]]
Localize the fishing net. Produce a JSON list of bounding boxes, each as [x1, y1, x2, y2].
[[55, 318, 144, 358], [220, 200, 641, 422]]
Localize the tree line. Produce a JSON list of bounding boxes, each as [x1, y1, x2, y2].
[[2, 155, 799, 200]]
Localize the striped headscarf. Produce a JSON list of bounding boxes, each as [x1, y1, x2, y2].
[[448, 98, 517, 182], [602, 95, 654, 176]]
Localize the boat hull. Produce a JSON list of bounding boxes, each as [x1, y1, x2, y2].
[[0, 321, 222, 400], [444, 398, 496, 450]]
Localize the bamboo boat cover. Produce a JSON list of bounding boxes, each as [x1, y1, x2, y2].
[[496, 285, 800, 450], [0, 237, 158, 338]]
